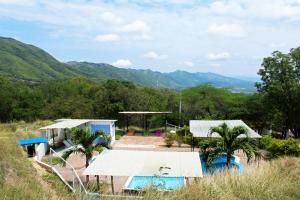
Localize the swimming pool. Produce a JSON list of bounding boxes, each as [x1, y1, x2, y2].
[[125, 176, 185, 190], [200, 154, 245, 174]]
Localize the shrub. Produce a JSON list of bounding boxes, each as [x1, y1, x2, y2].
[[260, 135, 300, 157], [176, 135, 183, 147], [164, 131, 176, 147], [176, 126, 189, 147], [115, 135, 122, 140], [183, 133, 193, 145]]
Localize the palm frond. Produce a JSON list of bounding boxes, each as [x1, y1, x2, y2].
[[61, 147, 82, 166]]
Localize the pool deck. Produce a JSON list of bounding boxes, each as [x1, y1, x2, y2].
[[113, 135, 195, 152]]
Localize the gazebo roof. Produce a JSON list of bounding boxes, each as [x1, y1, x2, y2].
[[119, 111, 172, 115], [83, 150, 203, 177], [40, 119, 117, 130]]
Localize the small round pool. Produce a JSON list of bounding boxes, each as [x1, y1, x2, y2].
[[200, 155, 244, 174]]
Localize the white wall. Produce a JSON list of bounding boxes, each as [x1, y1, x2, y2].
[[35, 142, 49, 161]]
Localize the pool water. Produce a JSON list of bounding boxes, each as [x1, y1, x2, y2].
[[125, 155, 244, 190], [200, 155, 245, 174], [126, 176, 184, 190]]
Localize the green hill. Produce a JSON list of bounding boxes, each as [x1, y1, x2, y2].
[[0, 37, 79, 82], [0, 36, 255, 91], [67, 61, 181, 88]]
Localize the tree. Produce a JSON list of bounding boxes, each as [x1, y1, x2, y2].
[[257, 48, 300, 138], [62, 128, 110, 182], [207, 123, 257, 167]]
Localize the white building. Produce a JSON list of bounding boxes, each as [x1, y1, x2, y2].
[[40, 119, 117, 145], [189, 120, 261, 138]]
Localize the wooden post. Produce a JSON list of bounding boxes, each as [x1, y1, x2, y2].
[[165, 116, 167, 133], [143, 114, 146, 135], [111, 176, 114, 194], [96, 175, 100, 191], [52, 129, 55, 146], [192, 136, 195, 152], [185, 177, 189, 185], [126, 115, 129, 132]]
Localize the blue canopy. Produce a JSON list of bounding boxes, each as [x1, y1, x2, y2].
[[16, 137, 48, 145]]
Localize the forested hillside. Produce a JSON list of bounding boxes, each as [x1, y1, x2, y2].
[[67, 61, 182, 88], [0, 74, 298, 137], [0, 37, 254, 91], [0, 37, 79, 81]]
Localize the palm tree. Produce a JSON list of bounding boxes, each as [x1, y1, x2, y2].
[[207, 123, 258, 167], [62, 127, 110, 182]]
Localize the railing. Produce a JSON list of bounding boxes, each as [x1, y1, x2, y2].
[[166, 122, 182, 132], [49, 148, 88, 197], [47, 148, 145, 199]]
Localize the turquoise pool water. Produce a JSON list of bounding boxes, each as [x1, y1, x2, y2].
[[126, 155, 244, 190], [200, 155, 245, 174], [126, 176, 184, 190]]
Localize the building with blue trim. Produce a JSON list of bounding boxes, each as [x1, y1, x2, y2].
[[40, 119, 117, 145]]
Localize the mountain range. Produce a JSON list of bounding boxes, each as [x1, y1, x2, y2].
[[0, 37, 256, 92]]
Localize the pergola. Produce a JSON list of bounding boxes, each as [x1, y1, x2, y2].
[[119, 111, 172, 134], [83, 150, 202, 193]]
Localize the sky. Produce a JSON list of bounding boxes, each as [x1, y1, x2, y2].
[[1, 0, 300, 77]]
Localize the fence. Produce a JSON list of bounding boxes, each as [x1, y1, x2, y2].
[[49, 148, 87, 198], [166, 122, 182, 132], [47, 148, 145, 199]]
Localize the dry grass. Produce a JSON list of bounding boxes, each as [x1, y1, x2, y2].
[[0, 121, 73, 200], [103, 158, 300, 200]]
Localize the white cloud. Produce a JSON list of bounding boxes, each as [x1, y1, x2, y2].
[[1, 0, 300, 75], [100, 12, 123, 25], [207, 52, 231, 61], [143, 51, 167, 60], [210, 63, 221, 67], [209, 0, 300, 20], [208, 23, 246, 37], [183, 61, 194, 67], [95, 34, 120, 42], [112, 59, 132, 67], [120, 20, 150, 33], [0, 0, 36, 6], [269, 42, 286, 48]]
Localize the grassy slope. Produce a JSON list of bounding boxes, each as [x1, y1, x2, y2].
[[0, 121, 73, 200]]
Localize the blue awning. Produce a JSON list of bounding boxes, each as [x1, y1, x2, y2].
[[16, 137, 48, 145]]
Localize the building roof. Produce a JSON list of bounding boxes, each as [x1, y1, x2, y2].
[[83, 150, 203, 178], [16, 136, 48, 145], [119, 111, 172, 114], [189, 120, 261, 138], [40, 119, 117, 130]]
